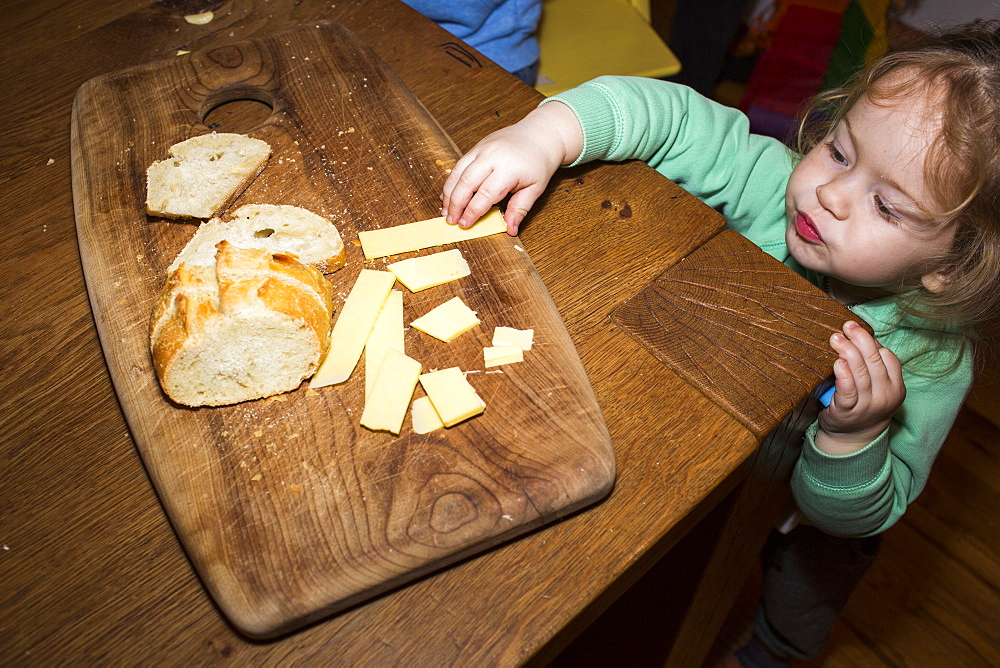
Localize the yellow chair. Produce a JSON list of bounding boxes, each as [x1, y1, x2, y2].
[[535, 0, 681, 96]]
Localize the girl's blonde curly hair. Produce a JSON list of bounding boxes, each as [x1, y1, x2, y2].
[[797, 21, 1000, 343]]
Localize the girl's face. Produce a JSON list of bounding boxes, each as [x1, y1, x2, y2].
[[784, 84, 955, 297]]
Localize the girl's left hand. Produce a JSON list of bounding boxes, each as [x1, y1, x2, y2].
[[817, 321, 905, 454]]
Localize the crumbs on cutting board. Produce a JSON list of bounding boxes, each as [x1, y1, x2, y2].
[[184, 11, 214, 25]]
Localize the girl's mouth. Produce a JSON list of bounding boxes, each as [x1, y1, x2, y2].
[[794, 212, 823, 244]]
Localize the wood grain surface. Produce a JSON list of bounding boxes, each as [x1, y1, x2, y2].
[[613, 230, 858, 438], [1, 0, 875, 664], [70, 21, 613, 638]]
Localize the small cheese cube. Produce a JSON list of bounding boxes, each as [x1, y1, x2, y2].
[[419, 367, 486, 427], [492, 326, 534, 351], [483, 345, 524, 368], [387, 249, 470, 292], [410, 296, 480, 342], [360, 348, 422, 434], [411, 396, 444, 434]]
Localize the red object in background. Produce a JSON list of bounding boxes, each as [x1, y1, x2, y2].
[[740, 4, 844, 140]]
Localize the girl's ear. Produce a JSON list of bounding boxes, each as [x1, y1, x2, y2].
[[921, 269, 949, 293]]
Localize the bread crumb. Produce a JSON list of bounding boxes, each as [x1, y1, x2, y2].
[[46, 158, 55, 165], [184, 11, 214, 25], [254, 430, 264, 437], [306, 388, 319, 396], [250, 473, 262, 481], [289, 484, 303, 493], [176, 50, 190, 56]]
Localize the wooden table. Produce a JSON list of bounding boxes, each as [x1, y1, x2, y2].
[[0, 1, 853, 663]]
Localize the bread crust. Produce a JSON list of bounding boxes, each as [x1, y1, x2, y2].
[[150, 242, 334, 407], [169, 204, 347, 275]]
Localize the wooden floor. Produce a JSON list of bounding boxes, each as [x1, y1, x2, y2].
[[712, 398, 1000, 666], [550, 379, 1000, 667]]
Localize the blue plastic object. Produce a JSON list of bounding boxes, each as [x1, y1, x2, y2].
[[818, 385, 836, 407]]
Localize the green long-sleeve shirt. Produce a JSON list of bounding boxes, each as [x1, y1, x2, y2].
[[547, 76, 972, 537]]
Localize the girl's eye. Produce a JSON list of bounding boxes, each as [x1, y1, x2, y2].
[[874, 195, 900, 223], [825, 140, 847, 165]]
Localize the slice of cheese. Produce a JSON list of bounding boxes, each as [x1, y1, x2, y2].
[[484, 345, 524, 368], [410, 296, 480, 342], [492, 326, 534, 350], [387, 249, 470, 292], [359, 207, 506, 259], [410, 395, 444, 434], [360, 348, 422, 434], [311, 269, 397, 387], [364, 289, 404, 399], [419, 367, 486, 427]]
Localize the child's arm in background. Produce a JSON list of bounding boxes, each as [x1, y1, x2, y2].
[[442, 101, 583, 235]]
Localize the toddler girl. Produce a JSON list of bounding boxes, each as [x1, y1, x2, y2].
[[441, 21, 1000, 665]]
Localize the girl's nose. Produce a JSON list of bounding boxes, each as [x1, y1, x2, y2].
[[816, 178, 849, 220]]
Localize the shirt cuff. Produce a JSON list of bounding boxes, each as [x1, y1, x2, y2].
[[799, 422, 891, 490], [541, 79, 621, 167]]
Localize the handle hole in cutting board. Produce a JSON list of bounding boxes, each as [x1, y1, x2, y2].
[[201, 91, 275, 134]]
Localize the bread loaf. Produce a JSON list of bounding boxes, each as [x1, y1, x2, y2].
[[170, 204, 346, 274], [150, 241, 334, 407], [146, 133, 271, 219]]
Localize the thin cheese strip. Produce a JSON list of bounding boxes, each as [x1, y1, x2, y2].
[[311, 270, 396, 387], [364, 290, 404, 398], [359, 207, 506, 259], [419, 367, 486, 427], [360, 348, 422, 434], [387, 249, 470, 292]]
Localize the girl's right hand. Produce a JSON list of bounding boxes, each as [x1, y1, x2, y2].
[[441, 101, 583, 235]]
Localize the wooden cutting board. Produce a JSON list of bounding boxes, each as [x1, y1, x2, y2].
[[71, 21, 614, 639]]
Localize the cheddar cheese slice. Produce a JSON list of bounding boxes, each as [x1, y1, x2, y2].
[[311, 269, 396, 387], [359, 207, 506, 259], [492, 326, 534, 351], [387, 249, 470, 292], [360, 348, 422, 434], [410, 395, 444, 434], [484, 345, 524, 368], [410, 296, 480, 342], [364, 289, 404, 399], [419, 367, 486, 427]]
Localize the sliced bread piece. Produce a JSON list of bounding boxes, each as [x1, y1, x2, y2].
[[146, 132, 271, 219], [150, 241, 334, 407], [167, 204, 347, 274]]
